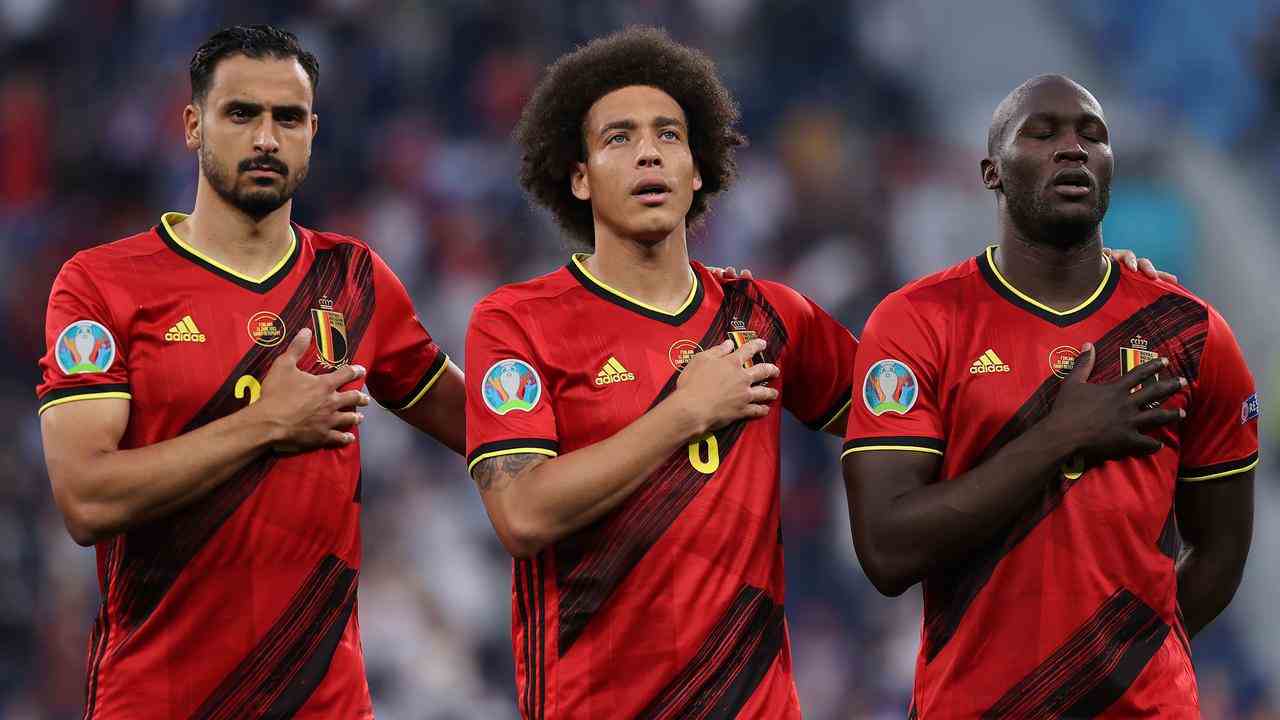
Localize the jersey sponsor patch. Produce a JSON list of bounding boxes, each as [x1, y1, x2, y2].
[[1242, 393, 1260, 424], [247, 310, 286, 347], [482, 359, 542, 415], [55, 319, 117, 375], [863, 359, 918, 416], [1048, 345, 1079, 378]]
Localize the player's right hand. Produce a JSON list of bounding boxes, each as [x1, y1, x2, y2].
[[674, 338, 780, 434], [1046, 342, 1185, 463], [252, 328, 371, 451]]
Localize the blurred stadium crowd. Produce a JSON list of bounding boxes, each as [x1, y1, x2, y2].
[[2, 1, 1280, 718]]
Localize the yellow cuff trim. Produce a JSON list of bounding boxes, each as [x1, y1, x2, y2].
[[392, 357, 451, 412], [467, 447, 558, 474], [38, 392, 132, 415], [819, 398, 853, 432], [841, 444, 944, 460], [1179, 457, 1259, 482]]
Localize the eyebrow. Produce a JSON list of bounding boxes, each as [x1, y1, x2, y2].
[[1021, 110, 1105, 126], [596, 115, 687, 138]]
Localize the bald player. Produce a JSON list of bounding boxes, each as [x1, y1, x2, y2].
[[842, 74, 1257, 717]]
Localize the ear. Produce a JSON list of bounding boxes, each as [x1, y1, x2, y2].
[[981, 157, 1001, 191], [184, 104, 201, 150], [310, 113, 319, 138], [571, 161, 590, 201], [692, 163, 703, 192]]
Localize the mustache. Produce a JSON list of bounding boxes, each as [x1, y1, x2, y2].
[[238, 156, 289, 175]]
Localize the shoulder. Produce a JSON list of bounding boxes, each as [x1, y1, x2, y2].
[[300, 226, 372, 252], [876, 256, 981, 321], [55, 229, 166, 295], [473, 265, 579, 319], [1116, 264, 1213, 313]]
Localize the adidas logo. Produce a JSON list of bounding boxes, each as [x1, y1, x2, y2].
[[595, 356, 636, 385], [970, 349, 1010, 375], [165, 315, 207, 343]]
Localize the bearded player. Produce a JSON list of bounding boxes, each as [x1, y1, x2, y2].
[[464, 28, 859, 719], [37, 26, 463, 718], [843, 74, 1257, 717]]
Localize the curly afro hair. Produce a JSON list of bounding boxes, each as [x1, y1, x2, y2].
[[515, 26, 746, 247]]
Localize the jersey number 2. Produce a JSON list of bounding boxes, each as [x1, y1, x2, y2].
[[688, 434, 720, 474], [235, 374, 262, 405]]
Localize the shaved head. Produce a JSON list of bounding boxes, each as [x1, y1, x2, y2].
[[987, 74, 1102, 157]]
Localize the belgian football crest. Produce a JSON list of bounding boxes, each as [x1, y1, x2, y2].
[[727, 325, 765, 368], [55, 319, 116, 375], [863, 359, 918, 416], [1121, 335, 1159, 392], [311, 297, 348, 367]]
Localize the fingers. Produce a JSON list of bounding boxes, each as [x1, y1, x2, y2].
[[1156, 270, 1179, 285], [324, 363, 366, 388], [747, 384, 779, 404], [1120, 357, 1168, 390], [334, 389, 371, 409], [739, 268, 753, 280], [1132, 406, 1185, 431], [280, 328, 312, 366], [1130, 374, 1185, 407], [1127, 432, 1164, 456], [1137, 258, 1159, 280], [1064, 343, 1096, 383], [330, 411, 364, 430], [745, 362, 780, 384], [324, 429, 358, 446], [731, 338, 767, 365], [722, 266, 738, 279]]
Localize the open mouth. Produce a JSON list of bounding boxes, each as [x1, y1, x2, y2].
[[632, 179, 672, 205], [1051, 168, 1093, 198]]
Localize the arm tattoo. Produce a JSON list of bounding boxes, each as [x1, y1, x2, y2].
[[472, 453, 544, 492]]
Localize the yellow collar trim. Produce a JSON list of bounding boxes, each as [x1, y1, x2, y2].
[[984, 245, 1112, 317], [161, 212, 297, 284], [570, 253, 699, 317]]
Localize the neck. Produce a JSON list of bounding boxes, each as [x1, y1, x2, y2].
[[173, 177, 295, 278], [995, 215, 1106, 312], [584, 223, 693, 313]]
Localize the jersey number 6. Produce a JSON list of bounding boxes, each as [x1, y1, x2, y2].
[[688, 434, 720, 474]]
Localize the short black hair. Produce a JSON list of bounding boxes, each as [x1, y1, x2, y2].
[[514, 26, 746, 247], [189, 25, 320, 104]]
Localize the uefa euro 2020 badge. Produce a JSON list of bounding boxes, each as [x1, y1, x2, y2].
[[483, 359, 542, 415], [56, 320, 117, 375], [863, 359, 918, 416]]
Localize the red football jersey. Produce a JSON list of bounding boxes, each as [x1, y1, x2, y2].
[[844, 248, 1260, 719], [37, 212, 448, 719], [465, 255, 856, 720]]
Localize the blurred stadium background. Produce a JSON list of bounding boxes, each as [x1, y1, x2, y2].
[[3, 1, 1280, 718]]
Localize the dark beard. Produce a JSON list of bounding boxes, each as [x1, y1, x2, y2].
[[1004, 182, 1110, 250], [200, 147, 307, 221]]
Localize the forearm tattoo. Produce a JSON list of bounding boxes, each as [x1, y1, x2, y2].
[[472, 453, 544, 492]]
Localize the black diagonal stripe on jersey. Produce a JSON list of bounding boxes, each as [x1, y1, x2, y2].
[[908, 705, 918, 720], [636, 585, 784, 720], [82, 541, 116, 720], [922, 293, 1206, 662], [1157, 505, 1180, 560], [805, 385, 853, 431], [554, 280, 790, 655], [191, 554, 357, 720], [112, 246, 377, 630], [982, 589, 1168, 719]]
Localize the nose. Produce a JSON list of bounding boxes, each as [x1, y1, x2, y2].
[[253, 117, 280, 155], [1052, 140, 1088, 165], [635, 133, 662, 168]]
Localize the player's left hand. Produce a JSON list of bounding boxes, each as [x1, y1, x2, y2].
[[1104, 247, 1178, 284], [707, 266, 754, 283]]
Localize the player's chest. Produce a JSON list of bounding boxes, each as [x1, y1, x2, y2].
[[939, 311, 1193, 448], [122, 287, 370, 432]]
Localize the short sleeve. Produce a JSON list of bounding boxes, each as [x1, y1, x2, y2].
[[1178, 307, 1259, 481], [464, 299, 559, 474], [760, 281, 858, 431], [37, 257, 132, 414], [842, 292, 946, 459], [363, 250, 449, 411]]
